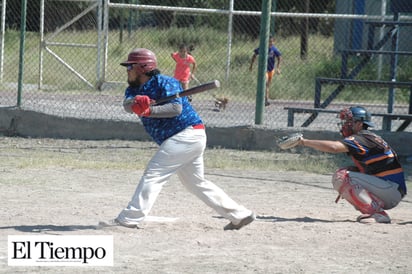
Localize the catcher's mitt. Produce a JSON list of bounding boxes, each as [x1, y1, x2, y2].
[[277, 133, 303, 150]]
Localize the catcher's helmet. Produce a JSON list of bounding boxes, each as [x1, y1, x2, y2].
[[120, 48, 157, 73], [348, 106, 375, 127], [339, 106, 375, 137]]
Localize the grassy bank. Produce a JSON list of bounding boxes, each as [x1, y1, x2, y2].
[[2, 27, 411, 106]]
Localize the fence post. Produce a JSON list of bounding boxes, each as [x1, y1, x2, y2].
[[0, 0, 6, 83], [255, 0, 272, 125], [17, 0, 28, 107], [225, 0, 234, 82]]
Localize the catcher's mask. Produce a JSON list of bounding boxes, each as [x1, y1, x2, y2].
[[120, 48, 157, 74], [339, 106, 375, 137]]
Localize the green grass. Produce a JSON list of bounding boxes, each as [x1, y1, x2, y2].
[[2, 27, 411, 105], [1, 138, 411, 185]]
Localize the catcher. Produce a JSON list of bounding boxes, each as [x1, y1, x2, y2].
[[278, 106, 406, 223]]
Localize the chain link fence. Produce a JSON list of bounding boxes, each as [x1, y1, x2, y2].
[[1, 0, 411, 131]]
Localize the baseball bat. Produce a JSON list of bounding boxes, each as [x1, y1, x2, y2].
[[153, 80, 220, 105]]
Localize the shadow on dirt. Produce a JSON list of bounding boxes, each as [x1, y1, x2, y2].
[[0, 224, 98, 232]]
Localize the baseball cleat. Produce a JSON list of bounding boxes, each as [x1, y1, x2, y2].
[[224, 213, 256, 230], [356, 211, 391, 224], [98, 218, 140, 229], [372, 211, 391, 223]]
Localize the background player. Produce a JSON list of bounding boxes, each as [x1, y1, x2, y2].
[[171, 44, 197, 101], [249, 36, 282, 106]]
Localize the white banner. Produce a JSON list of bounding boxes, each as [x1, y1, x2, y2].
[[8, 235, 113, 266]]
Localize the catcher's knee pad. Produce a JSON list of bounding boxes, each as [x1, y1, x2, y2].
[[331, 167, 349, 192], [332, 168, 384, 214]]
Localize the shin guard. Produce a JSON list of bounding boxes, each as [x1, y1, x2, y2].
[[332, 168, 385, 215]]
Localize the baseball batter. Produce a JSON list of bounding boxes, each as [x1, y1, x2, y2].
[[299, 106, 406, 223], [113, 48, 255, 230]]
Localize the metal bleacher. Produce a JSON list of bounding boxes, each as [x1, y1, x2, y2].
[[286, 1, 412, 131]]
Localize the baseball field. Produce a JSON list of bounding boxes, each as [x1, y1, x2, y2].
[[1, 137, 411, 273]]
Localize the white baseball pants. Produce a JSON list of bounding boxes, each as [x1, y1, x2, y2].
[[116, 126, 253, 226]]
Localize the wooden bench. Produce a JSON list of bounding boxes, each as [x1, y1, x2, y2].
[[285, 107, 412, 131]]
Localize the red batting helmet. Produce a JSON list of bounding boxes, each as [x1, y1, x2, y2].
[[120, 48, 157, 73]]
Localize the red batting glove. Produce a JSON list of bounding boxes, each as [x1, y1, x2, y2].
[[131, 103, 151, 116], [134, 95, 151, 109], [131, 95, 151, 116]]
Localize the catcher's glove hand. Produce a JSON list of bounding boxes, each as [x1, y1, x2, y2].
[[277, 133, 303, 150]]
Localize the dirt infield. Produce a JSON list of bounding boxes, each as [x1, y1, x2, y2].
[[0, 137, 411, 273]]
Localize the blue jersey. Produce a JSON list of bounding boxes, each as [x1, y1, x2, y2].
[[124, 74, 203, 145], [340, 130, 406, 194], [253, 45, 281, 72]]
